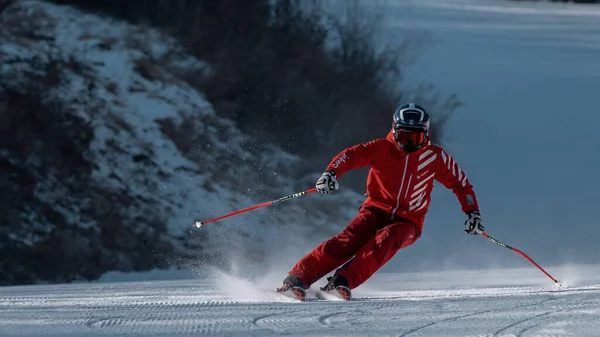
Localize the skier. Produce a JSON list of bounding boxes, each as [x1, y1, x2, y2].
[[277, 103, 485, 300]]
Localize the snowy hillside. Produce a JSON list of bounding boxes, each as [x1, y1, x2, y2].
[[0, 0, 363, 285]]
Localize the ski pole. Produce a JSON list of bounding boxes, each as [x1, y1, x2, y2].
[[194, 188, 318, 228], [481, 232, 561, 286]]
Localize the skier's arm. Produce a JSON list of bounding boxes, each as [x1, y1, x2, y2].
[[435, 150, 479, 213], [435, 149, 485, 235], [325, 140, 378, 178], [315, 141, 379, 194]]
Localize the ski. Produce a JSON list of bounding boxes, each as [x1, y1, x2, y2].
[[319, 286, 352, 301], [276, 286, 306, 301], [276, 285, 352, 301]]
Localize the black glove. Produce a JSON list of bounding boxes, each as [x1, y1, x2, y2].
[[315, 171, 339, 194], [464, 210, 484, 235]]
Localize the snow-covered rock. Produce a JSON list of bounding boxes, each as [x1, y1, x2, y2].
[[0, 0, 364, 285]]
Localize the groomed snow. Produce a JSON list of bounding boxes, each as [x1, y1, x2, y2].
[[0, 265, 599, 336]]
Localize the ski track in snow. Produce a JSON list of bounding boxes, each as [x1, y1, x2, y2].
[[0, 274, 599, 337]]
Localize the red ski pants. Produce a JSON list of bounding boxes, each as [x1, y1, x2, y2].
[[289, 206, 420, 289]]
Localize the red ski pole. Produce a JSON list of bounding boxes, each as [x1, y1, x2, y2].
[[194, 188, 317, 228], [481, 232, 561, 286]]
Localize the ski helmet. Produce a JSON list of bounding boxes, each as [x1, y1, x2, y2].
[[392, 103, 431, 153]]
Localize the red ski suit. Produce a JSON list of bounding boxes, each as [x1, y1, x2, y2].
[[289, 131, 480, 289]]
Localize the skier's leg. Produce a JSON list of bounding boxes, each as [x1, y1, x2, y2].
[[287, 207, 382, 288], [334, 221, 418, 289]]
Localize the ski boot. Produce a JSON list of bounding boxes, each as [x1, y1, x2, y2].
[[320, 275, 352, 300], [276, 274, 306, 301]]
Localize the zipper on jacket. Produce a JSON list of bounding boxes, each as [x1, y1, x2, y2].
[[392, 156, 409, 219]]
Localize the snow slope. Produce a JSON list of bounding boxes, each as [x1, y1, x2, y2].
[[1, 265, 599, 336]]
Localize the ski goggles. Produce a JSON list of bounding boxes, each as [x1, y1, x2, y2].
[[394, 128, 427, 146]]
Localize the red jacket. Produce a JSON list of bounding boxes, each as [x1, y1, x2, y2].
[[326, 131, 479, 232]]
